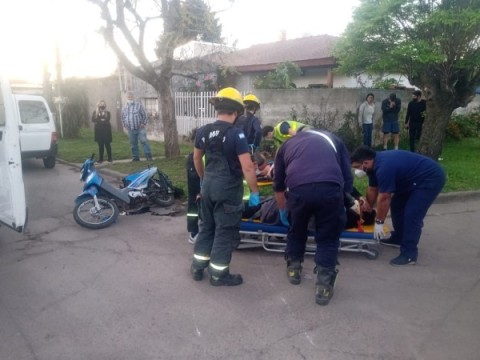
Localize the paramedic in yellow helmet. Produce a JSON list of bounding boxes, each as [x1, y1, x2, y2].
[[190, 87, 260, 286], [262, 120, 311, 146], [235, 93, 262, 152]]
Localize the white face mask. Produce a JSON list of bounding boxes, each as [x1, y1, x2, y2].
[[354, 169, 367, 178]]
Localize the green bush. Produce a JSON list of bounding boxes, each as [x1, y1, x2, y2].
[[447, 108, 480, 140], [334, 111, 362, 152]]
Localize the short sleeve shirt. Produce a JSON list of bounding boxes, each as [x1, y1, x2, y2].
[[368, 150, 444, 193], [195, 120, 250, 176]]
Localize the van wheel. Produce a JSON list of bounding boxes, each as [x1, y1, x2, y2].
[[43, 156, 56, 169]]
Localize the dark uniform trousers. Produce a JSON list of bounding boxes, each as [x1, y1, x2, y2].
[[286, 182, 346, 269], [192, 156, 244, 278], [186, 154, 201, 235], [390, 171, 445, 260]]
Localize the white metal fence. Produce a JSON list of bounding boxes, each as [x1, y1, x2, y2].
[[175, 91, 217, 137]]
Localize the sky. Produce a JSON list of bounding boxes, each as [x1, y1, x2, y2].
[[0, 0, 360, 84]]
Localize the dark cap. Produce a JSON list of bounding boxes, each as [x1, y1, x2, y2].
[[413, 90, 422, 97], [389, 93, 397, 100]]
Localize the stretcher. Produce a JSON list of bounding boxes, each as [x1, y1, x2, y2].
[[239, 220, 385, 260]]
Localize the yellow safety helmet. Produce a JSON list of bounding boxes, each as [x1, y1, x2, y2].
[[243, 94, 261, 106], [209, 87, 244, 112]]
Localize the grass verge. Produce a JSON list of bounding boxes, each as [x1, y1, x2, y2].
[[58, 128, 480, 196]]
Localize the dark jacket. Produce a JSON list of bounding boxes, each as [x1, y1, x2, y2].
[[405, 99, 426, 125], [235, 112, 262, 148], [92, 110, 112, 143], [381, 97, 401, 123]]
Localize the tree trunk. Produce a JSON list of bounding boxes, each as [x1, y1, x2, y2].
[[157, 84, 180, 158], [418, 87, 455, 161]]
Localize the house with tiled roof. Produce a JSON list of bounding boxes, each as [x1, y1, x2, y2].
[[169, 35, 412, 92], [222, 34, 339, 90]]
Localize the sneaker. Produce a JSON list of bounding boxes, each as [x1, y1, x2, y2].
[[380, 238, 401, 248], [191, 266, 204, 281], [390, 254, 416, 266], [210, 273, 243, 286], [286, 261, 302, 285], [188, 233, 198, 244], [132, 158, 140, 162], [146, 156, 153, 161]]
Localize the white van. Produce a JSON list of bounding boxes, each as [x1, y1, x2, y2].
[[13, 94, 58, 169], [0, 75, 27, 232]]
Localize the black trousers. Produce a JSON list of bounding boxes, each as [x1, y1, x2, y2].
[[286, 183, 345, 269], [97, 141, 112, 162], [408, 124, 422, 152]]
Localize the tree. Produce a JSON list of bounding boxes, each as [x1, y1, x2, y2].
[[62, 79, 90, 138], [88, 0, 223, 158], [334, 0, 480, 159], [254, 61, 302, 89]]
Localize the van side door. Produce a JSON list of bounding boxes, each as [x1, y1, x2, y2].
[[0, 77, 27, 232]]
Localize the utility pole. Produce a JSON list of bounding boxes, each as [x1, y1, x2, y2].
[[54, 43, 66, 138]]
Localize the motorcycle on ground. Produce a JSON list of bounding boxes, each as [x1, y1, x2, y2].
[[73, 154, 175, 229]]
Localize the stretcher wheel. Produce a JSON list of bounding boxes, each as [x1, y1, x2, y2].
[[364, 247, 379, 260]]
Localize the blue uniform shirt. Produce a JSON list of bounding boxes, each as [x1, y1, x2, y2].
[[195, 120, 250, 177], [368, 150, 445, 193]]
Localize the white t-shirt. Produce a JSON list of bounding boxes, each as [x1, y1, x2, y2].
[[359, 102, 375, 125]]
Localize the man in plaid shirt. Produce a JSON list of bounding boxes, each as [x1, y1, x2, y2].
[[121, 91, 153, 161]]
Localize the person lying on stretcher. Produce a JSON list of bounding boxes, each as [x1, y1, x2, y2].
[[253, 152, 274, 181], [242, 188, 376, 231]]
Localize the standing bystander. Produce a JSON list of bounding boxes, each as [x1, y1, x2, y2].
[[121, 91, 153, 161], [358, 93, 376, 147], [381, 93, 401, 150], [405, 90, 427, 152], [91, 100, 112, 163]]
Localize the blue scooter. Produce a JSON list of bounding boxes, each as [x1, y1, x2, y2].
[[73, 154, 175, 229]]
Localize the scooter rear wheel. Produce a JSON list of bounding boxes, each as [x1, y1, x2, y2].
[[73, 197, 119, 229], [153, 192, 175, 207]]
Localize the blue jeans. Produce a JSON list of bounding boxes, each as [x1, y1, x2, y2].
[[128, 128, 152, 160], [362, 123, 373, 147]]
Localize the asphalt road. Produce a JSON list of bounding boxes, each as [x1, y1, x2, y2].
[[0, 159, 479, 360]]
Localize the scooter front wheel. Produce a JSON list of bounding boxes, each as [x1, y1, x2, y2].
[[73, 197, 119, 229]]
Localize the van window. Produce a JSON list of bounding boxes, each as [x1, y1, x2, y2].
[[18, 100, 49, 124]]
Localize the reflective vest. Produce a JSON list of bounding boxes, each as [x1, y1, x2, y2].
[[273, 121, 308, 145]]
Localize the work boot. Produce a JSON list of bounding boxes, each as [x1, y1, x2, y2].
[[209, 273, 243, 286], [286, 260, 303, 285], [315, 267, 338, 306], [191, 265, 204, 281]]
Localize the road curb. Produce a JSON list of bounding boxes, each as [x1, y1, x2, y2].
[[57, 158, 480, 204], [57, 158, 127, 181]]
